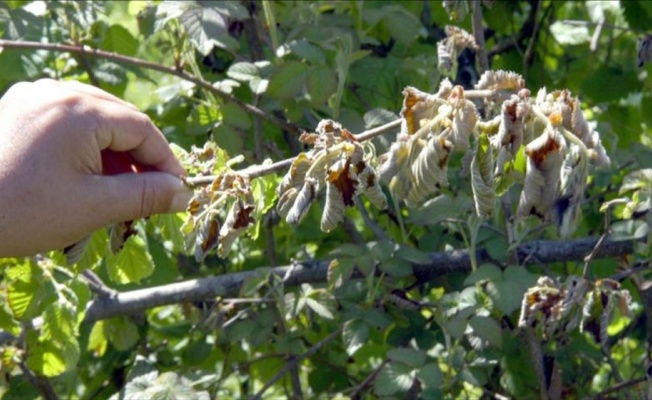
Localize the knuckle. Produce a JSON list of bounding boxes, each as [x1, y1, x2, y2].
[[138, 177, 158, 218]]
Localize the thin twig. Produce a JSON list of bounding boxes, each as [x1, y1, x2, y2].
[[184, 118, 403, 186], [19, 361, 58, 400], [582, 207, 613, 279], [0, 39, 304, 135], [349, 358, 390, 399], [471, 1, 489, 74], [591, 376, 646, 400], [251, 327, 343, 400]]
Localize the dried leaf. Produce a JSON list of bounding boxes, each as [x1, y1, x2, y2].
[[328, 158, 357, 207], [321, 181, 346, 232], [356, 164, 388, 210], [400, 87, 446, 135], [449, 86, 478, 151], [471, 134, 495, 218], [406, 133, 453, 207], [109, 221, 136, 254], [218, 200, 255, 257], [286, 179, 317, 225], [518, 126, 567, 219], [556, 145, 589, 237], [475, 70, 525, 91], [195, 212, 220, 262]]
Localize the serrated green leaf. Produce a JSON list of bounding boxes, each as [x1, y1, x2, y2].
[[6, 279, 42, 320], [330, 243, 368, 258], [105, 316, 140, 351], [305, 297, 335, 320], [41, 304, 77, 342], [380, 257, 413, 278], [105, 232, 154, 284], [27, 336, 80, 377], [343, 319, 368, 356], [469, 315, 503, 349], [180, 3, 239, 55], [267, 61, 309, 100], [327, 258, 354, 288], [395, 245, 432, 265], [227, 61, 260, 81], [150, 212, 187, 254], [417, 362, 443, 389], [486, 280, 523, 316], [69, 229, 109, 273], [88, 321, 108, 357], [306, 66, 337, 106], [464, 264, 503, 286], [620, 169, 652, 194], [364, 108, 399, 129], [277, 39, 326, 65], [374, 361, 414, 396], [101, 24, 139, 56], [363, 308, 392, 329], [388, 347, 426, 368]]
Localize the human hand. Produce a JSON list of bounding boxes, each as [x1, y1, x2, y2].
[[0, 79, 192, 257]]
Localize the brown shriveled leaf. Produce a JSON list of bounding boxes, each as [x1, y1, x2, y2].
[[287, 179, 318, 225], [475, 70, 525, 91], [328, 159, 357, 207], [218, 200, 255, 257], [400, 87, 446, 135], [195, 212, 220, 262], [109, 221, 137, 254], [517, 124, 567, 220]]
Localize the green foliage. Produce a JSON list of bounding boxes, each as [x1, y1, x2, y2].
[[0, 0, 651, 399]]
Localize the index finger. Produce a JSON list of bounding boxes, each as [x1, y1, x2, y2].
[[84, 98, 186, 177]]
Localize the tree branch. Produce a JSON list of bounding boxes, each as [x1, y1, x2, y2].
[[81, 235, 638, 323], [0, 39, 304, 135]]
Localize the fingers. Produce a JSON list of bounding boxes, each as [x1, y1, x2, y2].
[[32, 79, 187, 177], [87, 172, 193, 223]]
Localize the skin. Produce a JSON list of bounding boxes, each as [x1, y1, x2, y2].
[[0, 79, 193, 257]]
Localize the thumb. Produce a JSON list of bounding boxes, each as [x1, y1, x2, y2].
[[93, 172, 192, 223]]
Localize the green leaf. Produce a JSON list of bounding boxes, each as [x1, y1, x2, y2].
[[27, 338, 80, 377], [266, 61, 309, 100], [105, 316, 140, 351], [227, 61, 260, 82], [88, 321, 108, 357], [549, 21, 590, 45], [486, 280, 523, 316], [620, 169, 652, 194], [395, 245, 432, 265], [374, 361, 414, 396], [380, 256, 413, 278], [69, 229, 108, 273], [6, 280, 39, 320], [468, 315, 503, 349], [383, 5, 422, 46], [622, 0, 651, 31], [277, 39, 326, 65], [417, 362, 443, 389], [101, 24, 139, 56], [105, 231, 155, 284], [388, 347, 426, 368], [580, 65, 640, 104], [150, 212, 187, 254], [343, 319, 369, 356], [180, 3, 239, 55], [306, 66, 337, 106], [464, 264, 502, 286]]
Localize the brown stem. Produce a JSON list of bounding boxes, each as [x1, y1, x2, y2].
[[471, 1, 489, 74], [0, 39, 303, 135]]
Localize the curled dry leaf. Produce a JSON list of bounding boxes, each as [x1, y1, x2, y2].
[[475, 70, 525, 92], [518, 125, 567, 219], [437, 26, 478, 75], [218, 200, 255, 257], [471, 134, 495, 218], [449, 85, 479, 151], [400, 87, 446, 135], [277, 119, 386, 231], [556, 145, 589, 237]]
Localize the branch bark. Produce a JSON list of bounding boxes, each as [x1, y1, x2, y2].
[[82, 235, 637, 323]]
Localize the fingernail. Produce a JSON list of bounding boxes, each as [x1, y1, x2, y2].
[[170, 180, 194, 213]]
